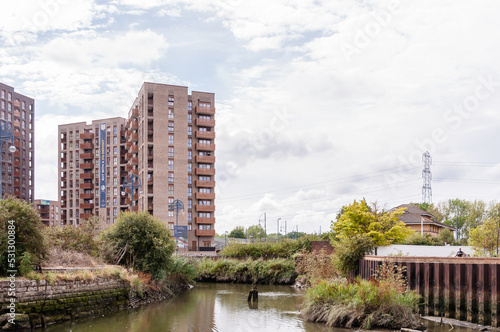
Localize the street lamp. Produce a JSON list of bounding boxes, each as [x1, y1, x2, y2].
[[169, 199, 184, 228], [277, 217, 281, 241], [0, 119, 16, 199], [225, 231, 228, 246], [259, 212, 267, 242], [121, 173, 142, 211]]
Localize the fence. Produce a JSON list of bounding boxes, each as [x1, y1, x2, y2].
[[360, 256, 500, 327]]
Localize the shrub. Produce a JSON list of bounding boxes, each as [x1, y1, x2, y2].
[[296, 249, 337, 285], [101, 212, 176, 279], [332, 235, 375, 276], [0, 196, 47, 275], [43, 217, 101, 256], [168, 256, 198, 284]]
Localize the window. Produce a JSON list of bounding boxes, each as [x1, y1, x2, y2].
[[188, 114, 192, 123], [113, 146, 117, 155], [168, 134, 174, 144], [168, 185, 174, 195], [188, 187, 192, 197], [168, 160, 174, 169], [168, 147, 174, 157], [188, 212, 192, 222], [168, 121, 174, 132], [199, 176, 211, 181], [188, 164, 192, 173], [188, 101, 192, 111], [168, 109, 174, 119], [168, 211, 174, 217], [188, 175, 192, 185], [187, 126, 192, 136], [188, 151, 192, 160], [188, 138, 192, 148], [113, 126, 117, 135], [168, 96, 174, 106], [168, 172, 174, 182], [188, 200, 192, 209], [113, 137, 117, 144]]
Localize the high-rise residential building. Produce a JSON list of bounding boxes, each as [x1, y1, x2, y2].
[[0, 83, 35, 202], [57, 82, 216, 251], [125, 83, 216, 251], [34, 199, 61, 226], [58, 117, 127, 226]]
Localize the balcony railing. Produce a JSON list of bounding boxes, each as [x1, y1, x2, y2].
[[195, 180, 216, 188], [195, 168, 215, 176], [80, 193, 94, 199], [195, 205, 215, 212], [194, 155, 215, 163], [195, 229, 216, 237], [80, 183, 94, 189], [80, 142, 94, 150], [80, 203, 94, 209], [80, 152, 94, 159], [195, 131, 216, 139], [195, 143, 215, 151], [80, 173, 93, 179], [80, 162, 94, 169], [195, 192, 215, 200], [195, 106, 216, 115], [80, 132, 94, 139], [194, 118, 215, 127], [129, 108, 139, 119], [195, 217, 215, 224]]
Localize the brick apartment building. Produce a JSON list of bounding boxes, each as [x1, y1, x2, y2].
[[34, 199, 61, 226], [58, 83, 216, 250], [0, 82, 35, 202]]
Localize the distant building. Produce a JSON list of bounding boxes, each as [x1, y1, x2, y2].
[[0, 82, 35, 202], [57, 82, 216, 250], [394, 203, 455, 237], [34, 199, 60, 226]]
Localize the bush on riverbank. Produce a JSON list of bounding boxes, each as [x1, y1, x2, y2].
[[219, 235, 323, 259], [196, 258, 297, 284], [301, 262, 422, 330]]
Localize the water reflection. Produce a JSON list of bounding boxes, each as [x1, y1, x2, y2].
[[39, 283, 481, 332]]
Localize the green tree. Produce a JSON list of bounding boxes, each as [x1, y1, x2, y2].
[[437, 199, 487, 244], [469, 218, 498, 256], [332, 199, 413, 246], [0, 196, 47, 275], [437, 228, 456, 246], [228, 226, 246, 239], [285, 231, 306, 240], [332, 234, 375, 276], [246, 225, 266, 241], [101, 212, 176, 279]]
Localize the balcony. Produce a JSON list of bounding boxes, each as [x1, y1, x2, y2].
[[13, 109, 21, 117], [195, 168, 215, 176], [195, 131, 216, 139], [14, 131, 20, 138], [125, 152, 133, 159], [14, 171, 20, 177], [130, 157, 138, 165], [80, 203, 94, 209], [195, 217, 215, 224], [195, 192, 215, 200], [14, 160, 20, 167], [80, 193, 94, 199], [129, 120, 138, 130], [148, 152, 154, 160], [14, 180, 21, 187], [80, 133, 94, 139], [195, 143, 215, 151], [13, 120, 20, 127], [195, 118, 215, 127], [80, 162, 94, 169], [80, 173, 93, 179], [80, 152, 94, 159], [14, 151, 20, 157], [195, 180, 215, 188], [80, 213, 93, 219], [130, 145, 139, 154], [13, 100, 21, 108], [195, 205, 215, 212], [80, 183, 94, 189], [194, 155, 215, 163], [80, 142, 94, 150], [125, 164, 133, 171], [129, 108, 139, 119], [129, 133, 138, 142], [195, 229, 216, 237], [195, 106, 215, 115]]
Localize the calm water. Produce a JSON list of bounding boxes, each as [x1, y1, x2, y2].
[[40, 283, 479, 332]]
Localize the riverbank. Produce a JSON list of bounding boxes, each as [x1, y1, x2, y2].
[[0, 268, 189, 331], [195, 257, 298, 284]]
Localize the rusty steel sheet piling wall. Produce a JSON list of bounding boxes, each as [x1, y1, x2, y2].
[[359, 256, 500, 327]]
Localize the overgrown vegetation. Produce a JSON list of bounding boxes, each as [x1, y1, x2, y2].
[[0, 196, 47, 275], [101, 212, 176, 279], [295, 249, 337, 286], [219, 235, 323, 258], [301, 261, 422, 330], [196, 257, 297, 284], [332, 235, 375, 277], [43, 217, 101, 256]]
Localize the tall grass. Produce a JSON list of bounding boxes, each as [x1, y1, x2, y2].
[[301, 262, 422, 330], [196, 258, 297, 284], [219, 235, 322, 258]]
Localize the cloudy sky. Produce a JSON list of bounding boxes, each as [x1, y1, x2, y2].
[[1, 0, 500, 234]]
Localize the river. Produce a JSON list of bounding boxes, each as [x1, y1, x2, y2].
[[39, 283, 480, 332]]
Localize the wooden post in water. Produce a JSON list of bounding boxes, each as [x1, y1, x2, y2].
[[248, 284, 258, 302]]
